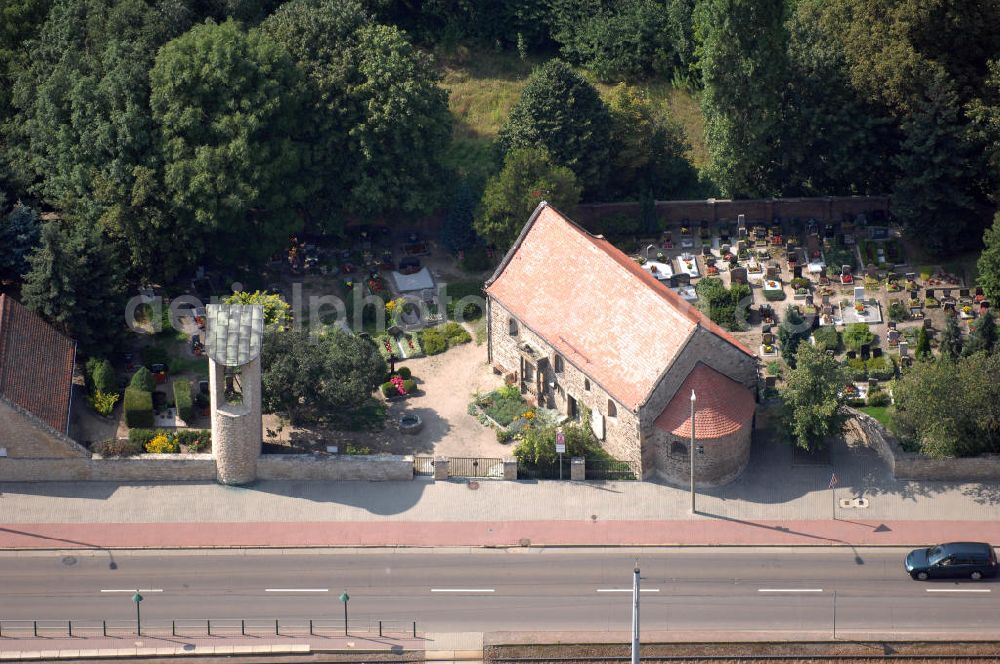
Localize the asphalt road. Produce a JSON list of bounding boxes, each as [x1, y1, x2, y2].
[[1, 547, 997, 636]]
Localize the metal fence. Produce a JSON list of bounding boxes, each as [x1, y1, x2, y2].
[[517, 458, 571, 480], [0, 618, 417, 639], [413, 456, 434, 475], [586, 459, 637, 480], [448, 457, 504, 478]]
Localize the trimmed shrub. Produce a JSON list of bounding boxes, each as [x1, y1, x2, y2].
[[812, 326, 840, 352], [402, 378, 417, 394], [129, 367, 155, 392], [123, 388, 153, 428], [844, 323, 875, 351], [172, 380, 193, 423], [421, 327, 448, 355], [380, 382, 395, 398], [86, 357, 117, 395], [396, 366, 412, 380], [442, 321, 472, 345], [88, 390, 119, 416], [145, 433, 179, 454], [92, 438, 143, 457], [128, 428, 157, 446]]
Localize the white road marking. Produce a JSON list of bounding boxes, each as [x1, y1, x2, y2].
[[264, 588, 329, 593], [100, 589, 163, 593], [758, 589, 823, 593], [926, 588, 991, 593], [430, 589, 495, 593], [596, 589, 660, 593]]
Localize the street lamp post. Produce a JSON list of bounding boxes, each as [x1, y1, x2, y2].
[[339, 591, 350, 636], [631, 564, 640, 664], [689, 390, 696, 514], [132, 591, 143, 636]]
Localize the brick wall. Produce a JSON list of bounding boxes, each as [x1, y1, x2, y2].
[[651, 426, 751, 486], [850, 409, 1000, 481], [257, 454, 414, 481], [0, 398, 89, 459], [488, 298, 643, 472], [575, 196, 890, 230]]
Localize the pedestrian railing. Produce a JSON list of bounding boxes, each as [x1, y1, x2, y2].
[[448, 457, 504, 478], [413, 456, 435, 475], [0, 618, 417, 639]]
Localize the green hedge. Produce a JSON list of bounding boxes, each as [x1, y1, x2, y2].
[[173, 380, 193, 423], [127, 428, 212, 451], [129, 367, 155, 392], [123, 388, 153, 428], [812, 326, 840, 352], [86, 357, 117, 395], [402, 378, 417, 393]]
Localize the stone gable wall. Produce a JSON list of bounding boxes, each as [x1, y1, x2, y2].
[[0, 398, 89, 459], [488, 298, 643, 473], [257, 454, 413, 481]]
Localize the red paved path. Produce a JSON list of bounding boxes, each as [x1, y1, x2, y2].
[[0, 518, 993, 549]]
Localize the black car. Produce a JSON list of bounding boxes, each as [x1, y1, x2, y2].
[[905, 542, 998, 580]]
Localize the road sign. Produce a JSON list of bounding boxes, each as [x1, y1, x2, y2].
[[555, 431, 566, 454], [828, 473, 838, 489]]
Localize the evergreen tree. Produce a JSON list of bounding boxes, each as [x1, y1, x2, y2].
[[441, 181, 480, 253], [778, 306, 809, 367], [0, 200, 40, 280], [497, 60, 612, 196], [890, 66, 982, 255], [694, 0, 787, 197], [21, 221, 125, 355], [966, 310, 998, 356], [939, 315, 963, 361], [915, 326, 932, 360], [977, 212, 1000, 303]]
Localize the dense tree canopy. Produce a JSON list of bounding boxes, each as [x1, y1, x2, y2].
[[474, 147, 581, 251], [497, 60, 612, 195], [977, 213, 1000, 303], [780, 343, 851, 451], [0, 198, 40, 280]]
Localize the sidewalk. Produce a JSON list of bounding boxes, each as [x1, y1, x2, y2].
[[2, 434, 999, 548]]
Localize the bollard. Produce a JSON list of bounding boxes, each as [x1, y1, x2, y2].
[[68, 620, 72, 638], [33, 621, 37, 637], [172, 620, 176, 637], [275, 619, 279, 636], [379, 620, 382, 637], [413, 621, 416, 638], [207, 619, 211, 636], [102, 620, 107, 637], [241, 619, 245, 636], [308, 619, 313, 636]]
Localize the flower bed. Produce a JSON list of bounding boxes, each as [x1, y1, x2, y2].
[[471, 386, 529, 428]]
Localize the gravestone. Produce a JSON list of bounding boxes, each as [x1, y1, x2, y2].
[[805, 294, 814, 306], [702, 245, 712, 256], [899, 341, 909, 357], [822, 294, 831, 305], [738, 226, 748, 239], [866, 264, 879, 278], [737, 239, 747, 253], [923, 318, 933, 330], [766, 263, 780, 279], [792, 265, 803, 279], [860, 344, 871, 360], [905, 272, 916, 281], [762, 332, 774, 344], [846, 350, 857, 359], [887, 320, 896, 329], [762, 323, 772, 334], [909, 290, 919, 300], [765, 376, 777, 388], [730, 267, 748, 284], [872, 347, 883, 358], [854, 286, 866, 302], [960, 288, 970, 298], [737, 214, 746, 229], [925, 289, 935, 299], [887, 329, 900, 346], [943, 288, 953, 299]]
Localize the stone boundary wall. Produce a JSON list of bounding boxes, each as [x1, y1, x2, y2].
[[257, 454, 414, 481], [0, 453, 414, 482], [849, 409, 1000, 481], [575, 195, 890, 229], [0, 454, 216, 482]]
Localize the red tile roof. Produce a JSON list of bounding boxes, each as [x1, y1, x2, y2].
[[654, 363, 755, 439], [486, 203, 754, 410], [0, 295, 76, 434]]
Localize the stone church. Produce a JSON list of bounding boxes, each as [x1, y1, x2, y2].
[[485, 202, 758, 483]]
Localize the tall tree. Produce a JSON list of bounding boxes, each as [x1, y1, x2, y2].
[[977, 212, 1000, 303], [0, 200, 41, 280], [605, 83, 701, 200], [694, 0, 787, 197], [778, 305, 809, 367], [260, 328, 386, 425], [150, 19, 307, 269], [261, 1, 451, 228], [441, 180, 481, 253], [939, 315, 963, 361], [21, 220, 125, 354], [891, 66, 981, 255], [474, 147, 580, 251], [780, 343, 851, 451], [914, 326, 931, 359], [497, 60, 612, 195]]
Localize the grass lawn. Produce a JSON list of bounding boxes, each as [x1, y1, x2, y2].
[[859, 405, 892, 428], [436, 46, 708, 181]]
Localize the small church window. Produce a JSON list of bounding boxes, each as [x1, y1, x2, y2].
[[584, 378, 591, 391], [670, 441, 687, 455], [508, 318, 518, 336], [607, 399, 617, 418], [554, 354, 564, 372]]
